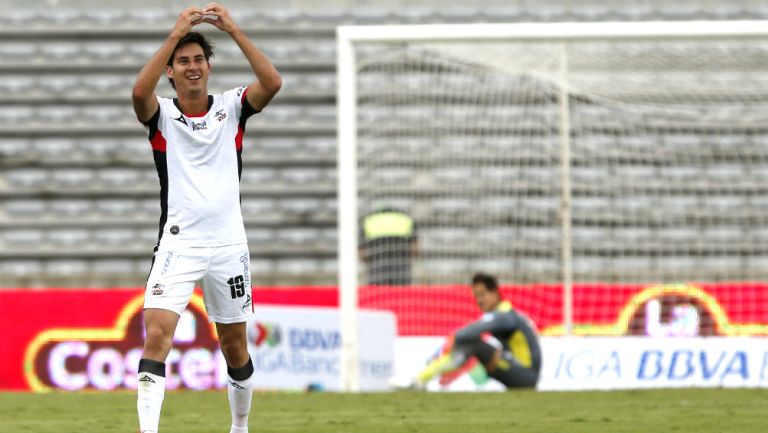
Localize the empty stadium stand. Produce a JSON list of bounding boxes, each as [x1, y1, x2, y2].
[[2, 0, 768, 287]]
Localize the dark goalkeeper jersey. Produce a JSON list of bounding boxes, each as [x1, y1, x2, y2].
[[454, 300, 542, 371]]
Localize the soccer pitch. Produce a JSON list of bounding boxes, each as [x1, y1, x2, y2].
[[0, 388, 765, 433]]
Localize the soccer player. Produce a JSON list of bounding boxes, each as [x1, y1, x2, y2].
[[401, 272, 541, 390], [131, 4, 281, 433]]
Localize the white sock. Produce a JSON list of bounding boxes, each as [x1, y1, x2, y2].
[[137, 360, 166, 433], [227, 360, 255, 433]]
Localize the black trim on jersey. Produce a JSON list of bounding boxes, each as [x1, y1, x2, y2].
[[173, 95, 214, 115], [240, 94, 259, 127], [144, 107, 161, 140], [237, 93, 259, 181], [237, 149, 243, 180], [152, 150, 169, 246], [146, 249, 157, 282]]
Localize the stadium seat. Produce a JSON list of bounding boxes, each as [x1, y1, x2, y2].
[[278, 198, 322, 218], [241, 167, 279, 187], [125, 9, 173, 26], [40, 42, 81, 60], [45, 260, 91, 276], [364, 167, 414, 186], [37, 105, 80, 124], [97, 199, 140, 217], [0, 41, 37, 60], [0, 75, 34, 95], [0, 138, 32, 160], [83, 105, 132, 124], [421, 227, 469, 249], [51, 168, 96, 188], [0, 260, 44, 277], [50, 200, 93, 217], [130, 42, 164, 63], [2, 228, 45, 247], [93, 228, 139, 247], [301, 137, 335, 158], [280, 167, 327, 186], [80, 138, 122, 160], [276, 258, 321, 275], [246, 228, 274, 246], [83, 42, 126, 61], [48, 228, 92, 247], [97, 167, 144, 188], [6, 169, 50, 189], [0, 106, 35, 124], [241, 258, 272, 280], [33, 138, 79, 161], [92, 258, 139, 275], [240, 198, 277, 218], [2, 200, 46, 218], [277, 227, 323, 246]]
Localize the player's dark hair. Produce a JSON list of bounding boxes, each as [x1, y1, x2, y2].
[[472, 272, 499, 292], [166, 32, 215, 89]]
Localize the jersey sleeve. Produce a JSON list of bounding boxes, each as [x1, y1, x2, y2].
[[454, 311, 518, 343], [143, 96, 167, 151], [223, 86, 260, 124]]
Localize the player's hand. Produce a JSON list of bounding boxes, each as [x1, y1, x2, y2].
[[171, 7, 205, 39], [201, 3, 238, 34]]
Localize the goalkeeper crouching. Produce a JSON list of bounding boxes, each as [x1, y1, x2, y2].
[[405, 272, 541, 390]]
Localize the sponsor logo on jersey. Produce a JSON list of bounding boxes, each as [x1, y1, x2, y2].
[[215, 109, 227, 122], [191, 120, 207, 131]]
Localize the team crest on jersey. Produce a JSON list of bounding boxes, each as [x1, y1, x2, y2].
[[151, 283, 164, 296], [215, 109, 227, 122], [191, 120, 207, 131]]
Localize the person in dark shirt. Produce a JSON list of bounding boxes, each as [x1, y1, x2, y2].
[[405, 272, 542, 389], [359, 206, 418, 285]]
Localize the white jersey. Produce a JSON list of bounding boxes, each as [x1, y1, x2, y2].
[[143, 87, 258, 248]]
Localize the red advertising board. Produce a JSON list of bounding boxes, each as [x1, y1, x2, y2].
[[2, 283, 767, 391]]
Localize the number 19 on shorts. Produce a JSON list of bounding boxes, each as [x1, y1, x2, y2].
[[227, 275, 245, 299]]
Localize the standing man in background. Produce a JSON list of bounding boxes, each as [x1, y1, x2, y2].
[[359, 205, 418, 285], [131, 4, 281, 433]]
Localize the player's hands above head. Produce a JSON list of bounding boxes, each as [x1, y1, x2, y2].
[[172, 7, 205, 38], [201, 3, 238, 34]]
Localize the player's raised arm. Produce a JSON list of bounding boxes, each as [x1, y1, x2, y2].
[[202, 3, 282, 111], [132, 7, 205, 122]]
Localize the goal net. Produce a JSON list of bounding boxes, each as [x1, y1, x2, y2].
[[337, 22, 768, 390]]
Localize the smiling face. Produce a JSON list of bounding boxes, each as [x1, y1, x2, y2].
[[166, 42, 211, 96]]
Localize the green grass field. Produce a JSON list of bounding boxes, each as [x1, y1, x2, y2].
[[0, 388, 765, 433]]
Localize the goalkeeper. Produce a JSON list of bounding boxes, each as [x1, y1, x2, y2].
[[409, 272, 541, 389]]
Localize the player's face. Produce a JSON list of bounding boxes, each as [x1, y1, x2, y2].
[[472, 283, 500, 312], [167, 43, 210, 95]]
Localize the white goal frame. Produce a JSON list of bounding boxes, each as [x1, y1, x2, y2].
[[336, 21, 768, 392]]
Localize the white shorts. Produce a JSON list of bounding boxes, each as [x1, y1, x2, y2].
[[144, 243, 252, 324]]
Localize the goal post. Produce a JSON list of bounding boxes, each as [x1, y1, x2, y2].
[[337, 21, 768, 392]]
